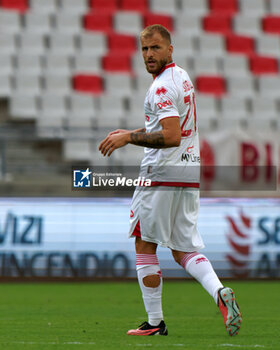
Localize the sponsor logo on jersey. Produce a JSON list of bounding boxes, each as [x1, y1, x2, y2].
[[183, 80, 193, 93], [157, 99, 172, 109], [155, 86, 167, 96], [181, 146, 200, 163]]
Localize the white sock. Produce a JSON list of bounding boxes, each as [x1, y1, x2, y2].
[[181, 253, 223, 303], [136, 254, 163, 326]]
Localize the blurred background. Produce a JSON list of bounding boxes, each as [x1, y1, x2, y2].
[[0, 0, 279, 279]]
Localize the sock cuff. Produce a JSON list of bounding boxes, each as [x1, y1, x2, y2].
[[180, 252, 200, 269], [136, 254, 159, 266]]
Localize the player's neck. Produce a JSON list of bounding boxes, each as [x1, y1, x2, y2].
[[152, 59, 174, 79]]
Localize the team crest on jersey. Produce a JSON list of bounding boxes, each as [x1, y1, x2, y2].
[[155, 86, 167, 96], [183, 80, 193, 93]]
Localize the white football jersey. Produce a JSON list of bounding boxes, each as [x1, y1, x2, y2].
[[140, 62, 200, 187]]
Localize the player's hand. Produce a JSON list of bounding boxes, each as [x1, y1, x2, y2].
[[99, 131, 131, 156]]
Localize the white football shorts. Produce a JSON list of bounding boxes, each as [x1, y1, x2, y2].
[[128, 186, 205, 252]]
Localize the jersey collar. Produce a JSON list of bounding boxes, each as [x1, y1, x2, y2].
[[154, 62, 175, 79]]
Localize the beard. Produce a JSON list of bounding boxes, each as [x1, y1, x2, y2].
[[145, 57, 169, 75]]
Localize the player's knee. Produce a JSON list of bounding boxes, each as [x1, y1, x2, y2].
[[143, 274, 161, 288]]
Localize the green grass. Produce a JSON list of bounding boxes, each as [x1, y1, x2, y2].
[[0, 281, 279, 350]]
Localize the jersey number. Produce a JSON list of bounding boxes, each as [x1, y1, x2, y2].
[[181, 93, 197, 137]]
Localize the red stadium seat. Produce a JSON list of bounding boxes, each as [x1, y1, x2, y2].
[[196, 76, 226, 96], [203, 15, 232, 34], [226, 35, 255, 55], [250, 56, 278, 75], [0, 0, 28, 12], [144, 14, 173, 32], [90, 0, 118, 14], [108, 33, 137, 54], [84, 12, 112, 33], [72, 75, 104, 95], [103, 54, 132, 72], [209, 0, 238, 14], [119, 0, 148, 13], [262, 16, 280, 34]]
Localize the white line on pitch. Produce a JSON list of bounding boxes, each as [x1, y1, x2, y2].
[[218, 345, 265, 348]]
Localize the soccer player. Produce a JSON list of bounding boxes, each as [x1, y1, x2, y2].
[[99, 24, 242, 337]]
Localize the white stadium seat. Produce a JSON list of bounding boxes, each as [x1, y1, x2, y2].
[[219, 96, 249, 119], [74, 54, 102, 74], [40, 94, 67, 117], [14, 74, 42, 95], [0, 10, 21, 34], [44, 54, 73, 75], [150, 0, 178, 16], [0, 33, 17, 54], [234, 15, 262, 36], [16, 54, 43, 75], [29, 0, 58, 14], [10, 94, 38, 119], [250, 96, 279, 118], [43, 74, 71, 95], [270, 0, 280, 13], [104, 74, 133, 97], [181, 0, 209, 16], [175, 13, 202, 37], [0, 74, 12, 97], [258, 76, 280, 97], [195, 95, 220, 130], [59, 0, 89, 15], [239, 0, 267, 16], [228, 76, 256, 97], [98, 94, 126, 128], [24, 12, 53, 34], [63, 139, 93, 161], [256, 34, 280, 57], [114, 11, 143, 36], [193, 56, 220, 75], [49, 33, 77, 55], [222, 56, 250, 77], [79, 32, 108, 56], [172, 35, 195, 56], [54, 13, 83, 34], [198, 34, 225, 57], [69, 93, 97, 118], [0, 54, 14, 75], [18, 32, 46, 55]]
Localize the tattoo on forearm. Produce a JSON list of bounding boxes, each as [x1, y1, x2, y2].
[[130, 131, 166, 148]]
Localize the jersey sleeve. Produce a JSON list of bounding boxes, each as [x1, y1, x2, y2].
[[152, 81, 180, 121]]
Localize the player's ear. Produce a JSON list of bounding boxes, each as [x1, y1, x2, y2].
[[168, 44, 173, 58]]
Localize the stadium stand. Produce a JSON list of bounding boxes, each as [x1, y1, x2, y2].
[[0, 0, 279, 193]]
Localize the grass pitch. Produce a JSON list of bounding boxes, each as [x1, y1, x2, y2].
[[0, 281, 279, 350]]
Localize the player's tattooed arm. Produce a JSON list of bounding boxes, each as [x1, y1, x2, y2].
[[129, 130, 166, 148]]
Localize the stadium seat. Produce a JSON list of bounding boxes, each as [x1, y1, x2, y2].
[[239, 0, 267, 16], [195, 94, 220, 130], [72, 74, 103, 95], [175, 13, 202, 36], [0, 32, 17, 53], [49, 33, 77, 55], [102, 54, 132, 73], [270, 0, 280, 14], [18, 32, 46, 54], [203, 14, 232, 34], [150, 0, 178, 16], [114, 11, 143, 36], [0, 54, 14, 75], [37, 113, 66, 138], [90, 0, 118, 14], [0, 9, 21, 33], [84, 12, 112, 33], [262, 16, 280, 34], [29, 0, 57, 14], [249, 56, 278, 75], [144, 13, 173, 32], [250, 96, 279, 118], [234, 15, 262, 36], [59, 0, 89, 15], [0, 74, 12, 97], [44, 74, 72, 95], [222, 55, 250, 77], [227, 76, 256, 97], [40, 94, 67, 117], [256, 34, 280, 56], [44, 54, 73, 76], [170, 35, 195, 56], [135, 73, 153, 93], [193, 57, 220, 75], [225, 34, 255, 55], [181, 0, 209, 16], [0, 0, 28, 13], [196, 76, 226, 96], [16, 53, 43, 74], [198, 33, 225, 57], [79, 32, 108, 56], [24, 12, 52, 34], [119, 0, 148, 13], [10, 94, 38, 119], [63, 139, 93, 161], [219, 96, 249, 118], [69, 93, 97, 118], [126, 93, 146, 129], [209, 0, 238, 15], [108, 33, 137, 54], [98, 93, 126, 128], [14, 74, 42, 95], [54, 13, 83, 34], [258, 76, 280, 96], [104, 73, 133, 97], [74, 54, 102, 74]]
